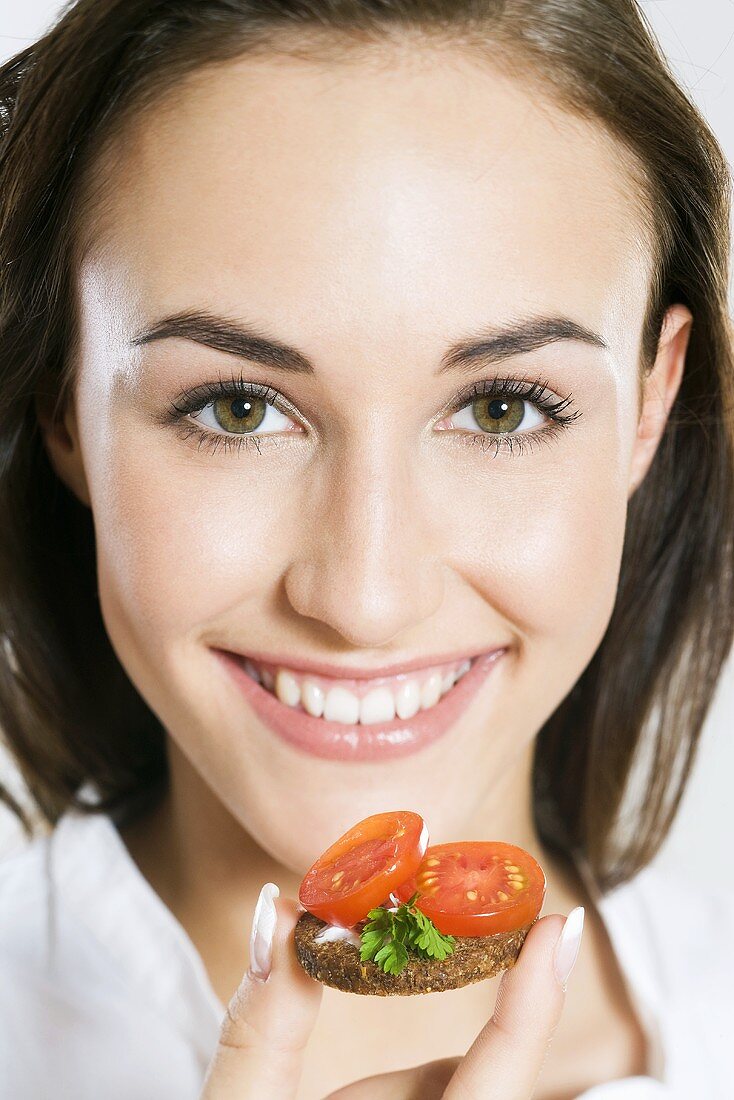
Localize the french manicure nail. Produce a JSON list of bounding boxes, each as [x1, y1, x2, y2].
[[248, 882, 280, 982], [553, 905, 585, 990]]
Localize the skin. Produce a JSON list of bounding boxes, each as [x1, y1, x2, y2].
[[38, 39, 692, 1099]]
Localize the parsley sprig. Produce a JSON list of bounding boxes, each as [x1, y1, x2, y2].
[[359, 890, 456, 975]]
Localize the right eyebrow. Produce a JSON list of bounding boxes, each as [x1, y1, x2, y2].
[[130, 308, 608, 375]]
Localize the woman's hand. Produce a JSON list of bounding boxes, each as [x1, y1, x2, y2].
[[199, 883, 584, 1100]]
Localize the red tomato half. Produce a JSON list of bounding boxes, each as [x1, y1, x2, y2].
[[299, 810, 428, 927], [393, 840, 545, 937]]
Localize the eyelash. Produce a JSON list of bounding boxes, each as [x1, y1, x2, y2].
[[160, 371, 582, 459]]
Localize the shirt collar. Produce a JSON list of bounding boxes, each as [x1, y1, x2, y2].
[[50, 799, 225, 1063]]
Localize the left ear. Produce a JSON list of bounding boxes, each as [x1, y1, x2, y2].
[[628, 302, 693, 498]]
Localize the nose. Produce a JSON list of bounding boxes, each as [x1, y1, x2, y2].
[[283, 442, 445, 648]]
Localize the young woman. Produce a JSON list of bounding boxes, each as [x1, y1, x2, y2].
[[1, 1, 732, 1097]]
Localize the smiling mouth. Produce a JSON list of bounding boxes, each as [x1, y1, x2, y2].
[[215, 646, 508, 761], [230, 652, 480, 726]]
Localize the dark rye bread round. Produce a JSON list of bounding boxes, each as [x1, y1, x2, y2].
[[294, 910, 536, 996]]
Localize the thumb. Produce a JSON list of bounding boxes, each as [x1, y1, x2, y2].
[[443, 906, 585, 1100], [200, 882, 323, 1100]]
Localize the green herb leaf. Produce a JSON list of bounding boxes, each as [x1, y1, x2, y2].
[[358, 891, 456, 975], [374, 937, 409, 975]]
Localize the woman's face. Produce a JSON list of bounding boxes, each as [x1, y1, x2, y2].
[[50, 44, 688, 870]]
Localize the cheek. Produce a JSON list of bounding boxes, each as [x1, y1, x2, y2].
[[449, 451, 628, 649], [89, 441, 295, 653]]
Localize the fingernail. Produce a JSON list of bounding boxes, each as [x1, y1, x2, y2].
[[553, 905, 585, 990], [248, 882, 280, 982]]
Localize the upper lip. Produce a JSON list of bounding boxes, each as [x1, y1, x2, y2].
[[214, 645, 508, 680]]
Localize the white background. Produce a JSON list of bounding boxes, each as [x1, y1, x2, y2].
[[1, 1, 733, 884]]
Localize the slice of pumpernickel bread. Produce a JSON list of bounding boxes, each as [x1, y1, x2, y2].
[[294, 910, 536, 995]]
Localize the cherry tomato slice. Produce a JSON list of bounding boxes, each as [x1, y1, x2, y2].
[[392, 840, 545, 937], [299, 810, 428, 927]]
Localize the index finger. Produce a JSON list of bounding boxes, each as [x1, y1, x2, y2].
[[200, 891, 323, 1100], [443, 908, 584, 1100]]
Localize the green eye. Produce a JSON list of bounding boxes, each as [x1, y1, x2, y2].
[[211, 396, 268, 434], [470, 396, 525, 435]]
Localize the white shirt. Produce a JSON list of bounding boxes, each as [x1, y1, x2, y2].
[[0, 802, 731, 1099]]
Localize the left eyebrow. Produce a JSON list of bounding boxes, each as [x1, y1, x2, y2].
[[436, 314, 608, 374], [130, 308, 608, 375]]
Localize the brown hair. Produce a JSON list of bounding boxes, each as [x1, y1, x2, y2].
[[1, 0, 732, 892]]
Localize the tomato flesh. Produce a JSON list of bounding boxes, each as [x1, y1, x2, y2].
[[298, 810, 428, 927], [392, 840, 545, 937]]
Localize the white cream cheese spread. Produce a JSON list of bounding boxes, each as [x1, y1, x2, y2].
[[312, 923, 364, 948]]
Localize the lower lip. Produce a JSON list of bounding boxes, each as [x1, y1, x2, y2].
[[212, 647, 507, 762]]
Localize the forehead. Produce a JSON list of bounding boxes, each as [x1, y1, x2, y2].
[[80, 45, 652, 351]]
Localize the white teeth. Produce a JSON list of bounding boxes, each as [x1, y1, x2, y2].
[[301, 679, 326, 718], [250, 655, 478, 725], [420, 671, 443, 710], [394, 679, 421, 720], [359, 687, 396, 725], [274, 669, 300, 707], [323, 685, 360, 725]]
